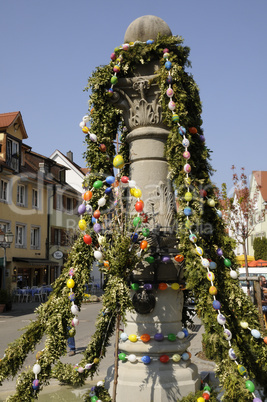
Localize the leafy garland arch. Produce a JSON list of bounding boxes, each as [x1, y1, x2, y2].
[[0, 35, 266, 402]]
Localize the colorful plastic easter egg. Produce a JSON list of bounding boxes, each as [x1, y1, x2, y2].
[[68, 292, 75, 301], [177, 331, 185, 339], [184, 177, 191, 186], [179, 126, 186, 136], [195, 247, 203, 256], [93, 180, 103, 189], [90, 133, 97, 142], [209, 261, 217, 269], [106, 176, 115, 185], [94, 250, 103, 260], [197, 398, 205, 402], [245, 380, 255, 393], [140, 333, 151, 343], [86, 204, 93, 213], [128, 334, 138, 342], [141, 355, 151, 364], [98, 197, 106, 207], [199, 189, 207, 198], [142, 228, 150, 237], [182, 138, 190, 147], [113, 65, 120, 73], [184, 207, 192, 216], [144, 283, 152, 291], [172, 354, 181, 362], [163, 52, 170, 59], [135, 200, 144, 212], [184, 191, 192, 201], [189, 127, 197, 134], [181, 352, 189, 361], [264, 336, 267, 344], [140, 240, 148, 250], [202, 259, 210, 268], [182, 328, 189, 337], [207, 272, 215, 281], [189, 233, 197, 243], [175, 254, 184, 262], [67, 278, 75, 289], [78, 219, 87, 231], [217, 314, 226, 325], [167, 333, 176, 342], [110, 52, 116, 60], [212, 300, 221, 310], [131, 283, 139, 291], [166, 88, 174, 97], [230, 270, 238, 279], [93, 223, 101, 233], [168, 100, 176, 110], [217, 210, 222, 218], [83, 234, 92, 245], [199, 135, 205, 142], [237, 364, 247, 376], [113, 155, 124, 169], [166, 75, 173, 84], [128, 354, 137, 363], [36, 351, 43, 360], [183, 151, 191, 160], [133, 188, 142, 198], [110, 75, 118, 85], [99, 143, 106, 152], [32, 379, 40, 390], [120, 332, 128, 341], [82, 126, 89, 133], [171, 283, 180, 290], [146, 256, 155, 263], [154, 333, 164, 341], [118, 352, 127, 361], [223, 329, 232, 340], [165, 61, 172, 70], [93, 210, 101, 219], [121, 175, 129, 183], [216, 248, 223, 257], [224, 258, 231, 267], [172, 113, 179, 123], [78, 203, 86, 215], [207, 198, 215, 207], [160, 354, 169, 363], [240, 321, 249, 329], [133, 216, 141, 227], [184, 163, 191, 173], [209, 286, 217, 295], [83, 191, 92, 201], [33, 363, 41, 375], [123, 43, 130, 50], [251, 329, 261, 339]]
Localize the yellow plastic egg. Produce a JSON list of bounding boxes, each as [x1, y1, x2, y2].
[[93, 358, 99, 364], [130, 188, 135, 196], [113, 154, 124, 169], [171, 283, 180, 290], [207, 272, 215, 282], [128, 334, 138, 342], [184, 192, 192, 202], [67, 278, 75, 289], [78, 219, 87, 231], [172, 354, 181, 362], [209, 286, 217, 295], [133, 188, 142, 198], [82, 126, 89, 133]]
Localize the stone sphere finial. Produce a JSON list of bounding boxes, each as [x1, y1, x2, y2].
[[124, 15, 172, 43]]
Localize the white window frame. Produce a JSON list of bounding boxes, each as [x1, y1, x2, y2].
[[32, 188, 39, 209], [17, 184, 26, 206], [30, 226, 40, 249], [15, 224, 26, 248], [0, 221, 10, 233], [0, 179, 8, 202], [56, 193, 62, 211]]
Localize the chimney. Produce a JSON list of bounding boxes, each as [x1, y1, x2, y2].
[[67, 151, 73, 162]]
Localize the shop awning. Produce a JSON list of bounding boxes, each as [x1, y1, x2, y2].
[[13, 257, 59, 266]]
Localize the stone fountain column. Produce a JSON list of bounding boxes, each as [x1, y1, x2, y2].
[[109, 16, 200, 402]]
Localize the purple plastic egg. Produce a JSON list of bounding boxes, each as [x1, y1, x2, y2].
[[32, 379, 39, 390], [154, 333, 164, 341], [216, 248, 223, 257], [78, 203, 86, 215], [93, 223, 101, 233], [162, 256, 170, 263], [144, 283, 153, 291]]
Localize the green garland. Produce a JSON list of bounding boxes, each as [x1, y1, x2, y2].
[[0, 35, 266, 402]]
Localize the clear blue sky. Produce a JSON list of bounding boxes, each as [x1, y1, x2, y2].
[[1, 0, 267, 193]]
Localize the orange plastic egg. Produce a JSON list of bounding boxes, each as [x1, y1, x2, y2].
[[83, 191, 92, 201], [158, 283, 168, 290], [93, 210, 101, 219], [174, 254, 184, 263], [140, 334, 151, 343], [104, 261, 110, 268], [140, 240, 148, 250]]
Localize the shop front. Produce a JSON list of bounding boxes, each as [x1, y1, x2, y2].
[[13, 258, 59, 288]]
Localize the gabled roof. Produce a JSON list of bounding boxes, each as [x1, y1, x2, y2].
[[50, 149, 88, 175], [252, 171, 267, 202], [0, 111, 28, 139]]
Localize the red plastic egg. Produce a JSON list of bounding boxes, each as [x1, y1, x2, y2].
[[189, 127, 198, 134], [99, 144, 106, 152], [83, 234, 92, 245], [93, 210, 101, 219], [199, 189, 207, 198], [135, 200, 144, 212], [158, 283, 168, 290], [159, 355, 169, 363], [121, 176, 129, 183]]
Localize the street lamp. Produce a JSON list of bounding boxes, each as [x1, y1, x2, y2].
[[0, 229, 14, 289]]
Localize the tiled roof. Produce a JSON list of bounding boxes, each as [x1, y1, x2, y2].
[[252, 171, 267, 202], [0, 111, 28, 139]]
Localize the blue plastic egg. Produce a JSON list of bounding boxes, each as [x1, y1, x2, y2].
[[212, 300, 221, 310], [146, 39, 154, 44], [105, 187, 112, 194], [181, 352, 189, 361], [182, 328, 189, 337], [91, 217, 96, 224], [179, 126, 186, 136], [184, 207, 192, 216], [251, 329, 261, 339], [106, 176, 115, 185], [165, 61, 172, 70], [209, 261, 217, 269], [141, 355, 151, 364]]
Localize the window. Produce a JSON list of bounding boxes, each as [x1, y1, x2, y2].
[[31, 226, 40, 249], [6, 138, 19, 172], [17, 185, 26, 206], [0, 179, 8, 202], [54, 228, 61, 245], [32, 188, 39, 208], [15, 224, 26, 248], [56, 194, 62, 210], [0, 222, 10, 233], [66, 197, 73, 214]]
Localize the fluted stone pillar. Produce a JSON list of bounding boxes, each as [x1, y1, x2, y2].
[[109, 16, 200, 401]]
